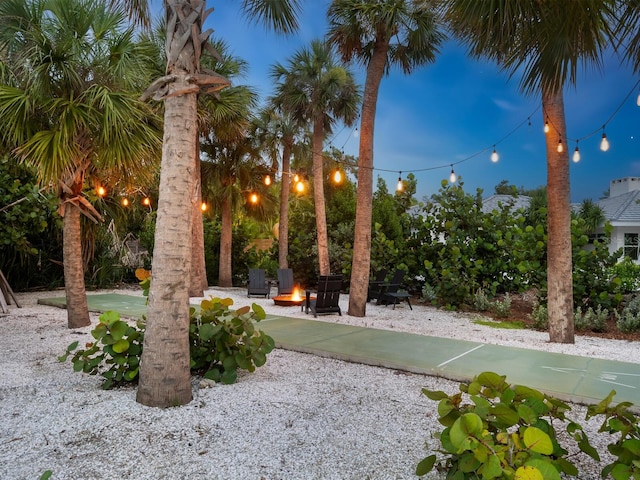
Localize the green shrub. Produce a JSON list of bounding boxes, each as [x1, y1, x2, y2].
[[60, 297, 274, 388], [58, 310, 144, 389], [417, 371, 599, 479], [530, 302, 548, 330], [609, 256, 640, 294], [616, 294, 640, 333], [421, 283, 437, 303], [471, 288, 491, 311], [492, 293, 511, 318], [586, 390, 640, 479], [574, 305, 609, 333]]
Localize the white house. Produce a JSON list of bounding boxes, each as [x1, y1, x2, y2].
[[482, 177, 640, 262], [596, 177, 640, 260]]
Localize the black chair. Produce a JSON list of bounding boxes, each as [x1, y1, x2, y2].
[[247, 268, 271, 298], [277, 268, 294, 296], [377, 269, 407, 306], [309, 274, 343, 317], [367, 268, 387, 302]]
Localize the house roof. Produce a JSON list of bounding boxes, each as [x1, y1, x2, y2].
[[481, 194, 531, 213], [596, 190, 640, 223]]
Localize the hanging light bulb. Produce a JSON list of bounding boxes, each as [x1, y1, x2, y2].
[[264, 174, 271, 186], [293, 173, 300, 183], [121, 198, 129, 207], [333, 169, 343, 184], [572, 143, 581, 163], [201, 202, 208, 212], [142, 197, 151, 207], [96, 185, 106, 197], [396, 172, 404, 192], [600, 129, 610, 152], [544, 117, 550, 134], [490, 146, 499, 163], [557, 138, 564, 153], [637, 90, 640, 107], [249, 193, 259, 204], [295, 179, 305, 193], [449, 165, 457, 183]]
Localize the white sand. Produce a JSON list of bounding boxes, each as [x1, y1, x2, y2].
[[1, 286, 637, 479]]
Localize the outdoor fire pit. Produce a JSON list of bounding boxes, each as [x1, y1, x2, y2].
[[272, 295, 305, 307]]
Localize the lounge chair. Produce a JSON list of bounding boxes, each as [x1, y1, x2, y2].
[[367, 268, 387, 302], [308, 274, 342, 317], [247, 268, 271, 298], [276, 268, 294, 296], [376, 269, 407, 306]]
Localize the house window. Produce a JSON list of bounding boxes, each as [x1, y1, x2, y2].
[[623, 233, 639, 260], [588, 233, 606, 245]]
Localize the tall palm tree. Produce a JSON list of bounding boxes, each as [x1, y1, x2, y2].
[[327, 0, 445, 316], [137, 0, 300, 407], [0, 0, 161, 328], [252, 107, 305, 269], [270, 39, 361, 275], [442, 0, 616, 343]]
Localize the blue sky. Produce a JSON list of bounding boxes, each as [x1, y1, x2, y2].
[[154, 1, 640, 203]]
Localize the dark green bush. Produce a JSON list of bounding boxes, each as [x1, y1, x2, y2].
[[59, 297, 274, 388]]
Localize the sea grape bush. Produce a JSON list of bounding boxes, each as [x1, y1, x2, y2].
[[59, 297, 274, 388], [417, 371, 600, 479]]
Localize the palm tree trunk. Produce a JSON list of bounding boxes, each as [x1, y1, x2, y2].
[[218, 195, 233, 287], [189, 144, 208, 297], [137, 78, 196, 408], [313, 116, 330, 276], [348, 40, 388, 317], [63, 205, 90, 328], [278, 138, 293, 269], [543, 88, 574, 344]]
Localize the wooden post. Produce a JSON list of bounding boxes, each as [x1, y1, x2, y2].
[[0, 270, 21, 313]]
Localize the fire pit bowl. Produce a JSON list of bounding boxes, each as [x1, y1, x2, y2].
[[272, 294, 305, 307]]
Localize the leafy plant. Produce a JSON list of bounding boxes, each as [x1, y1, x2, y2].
[[417, 371, 599, 479], [492, 293, 511, 318], [60, 296, 274, 388], [616, 294, 640, 333], [586, 390, 640, 479], [58, 310, 144, 389], [189, 297, 275, 384], [574, 305, 609, 332], [472, 288, 492, 311], [530, 302, 548, 330]]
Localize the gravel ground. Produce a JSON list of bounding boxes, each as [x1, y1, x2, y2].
[[1, 286, 637, 480]]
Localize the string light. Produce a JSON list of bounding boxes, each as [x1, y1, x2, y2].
[[249, 193, 259, 204], [490, 146, 499, 163], [396, 172, 404, 192], [449, 165, 457, 184], [264, 174, 271, 186], [600, 128, 610, 152], [201, 202, 208, 211], [142, 197, 151, 207], [96, 186, 106, 197], [572, 142, 581, 163], [293, 173, 300, 183], [295, 178, 305, 193], [544, 117, 550, 133], [637, 89, 640, 107], [121, 198, 129, 207], [557, 138, 564, 153]]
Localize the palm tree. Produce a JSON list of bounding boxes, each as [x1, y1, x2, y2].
[[270, 39, 361, 276], [327, 0, 445, 316], [577, 199, 606, 235], [252, 107, 305, 269], [137, 0, 300, 407], [442, 0, 616, 343], [0, 0, 161, 328]]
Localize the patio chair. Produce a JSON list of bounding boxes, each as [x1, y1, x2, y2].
[[309, 274, 342, 317], [376, 269, 407, 306], [367, 268, 387, 302], [276, 268, 295, 296], [247, 268, 271, 298]]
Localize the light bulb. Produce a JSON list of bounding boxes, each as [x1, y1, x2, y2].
[[544, 118, 550, 134], [96, 186, 106, 197], [449, 167, 457, 183], [637, 92, 640, 107], [143, 197, 151, 207], [121, 198, 129, 207], [600, 132, 609, 152], [264, 174, 271, 186], [557, 139, 563, 153], [572, 147, 580, 163], [295, 181, 305, 193], [293, 173, 300, 183], [333, 169, 342, 184], [490, 148, 499, 163], [396, 176, 404, 192], [201, 202, 208, 211], [250, 193, 259, 204]]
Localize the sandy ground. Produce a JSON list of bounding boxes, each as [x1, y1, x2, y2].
[[0, 285, 637, 479]]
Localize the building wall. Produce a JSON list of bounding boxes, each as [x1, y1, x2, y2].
[[609, 177, 640, 197]]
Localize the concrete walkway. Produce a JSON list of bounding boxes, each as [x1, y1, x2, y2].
[[38, 293, 640, 407]]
